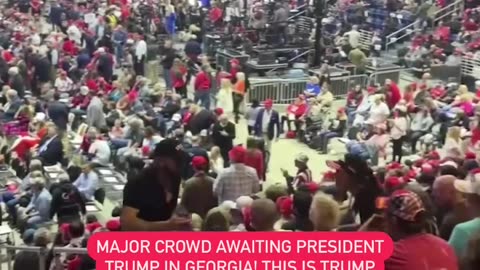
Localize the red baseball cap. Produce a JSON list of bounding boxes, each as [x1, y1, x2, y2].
[[229, 145, 246, 163], [191, 156, 208, 170]]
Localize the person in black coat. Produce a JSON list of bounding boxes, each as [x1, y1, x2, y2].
[[182, 136, 210, 180], [50, 174, 86, 224], [211, 114, 236, 167], [37, 125, 64, 166], [47, 93, 69, 131]]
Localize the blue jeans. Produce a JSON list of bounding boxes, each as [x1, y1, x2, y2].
[[110, 139, 129, 149], [317, 131, 340, 153], [114, 44, 124, 64], [194, 91, 211, 110], [6, 197, 18, 223], [163, 68, 172, 89], [26, 215, 46, 229]]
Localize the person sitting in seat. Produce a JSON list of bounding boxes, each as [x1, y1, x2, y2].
[[18, 177, 52, 229], [281, 96, 307, 133], [87, 127, 111, 166], [50, 173, 86, 224], [73, 163, 99, 202], [312, 108, 347, 154], [37, 125, 64, 166]]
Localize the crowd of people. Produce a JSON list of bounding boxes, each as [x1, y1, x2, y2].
[[0, 1, 479, 270]]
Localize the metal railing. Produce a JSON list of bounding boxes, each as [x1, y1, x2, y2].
[[2, 245, 89, 270], [385, 0, 464, 51], [359, 30, 374, 51], [247, 74, 369, 104], [287, 4, 308, 21], [461, 56, 480, 79]]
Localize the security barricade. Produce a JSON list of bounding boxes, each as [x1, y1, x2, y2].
[[2, 245, 89, 270], [247, 75, 369, 104]]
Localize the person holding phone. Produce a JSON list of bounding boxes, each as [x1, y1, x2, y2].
[[121, 139, 190, 231], [282, 153, 312, 193]]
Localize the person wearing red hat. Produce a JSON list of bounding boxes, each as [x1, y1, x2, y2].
[[229, 58, 241, 83], [253, 99, 281, 154], [213, 145, 260, 204], [181, 156, 217, 218]]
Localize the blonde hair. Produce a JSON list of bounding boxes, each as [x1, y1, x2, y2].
[[192, 213, 203, 231], [236, 72, 245, 81], [310, 192, 341, 231], [220, 78, 232, 89], [210, 146, 222, 159], [447, 126, 461, 142], [310, 76, 319, 84], [457, 84, 468, 95]]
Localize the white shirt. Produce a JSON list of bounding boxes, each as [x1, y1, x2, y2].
[[88, 140, 111, 165], [135, 40, 147, 60], [390, 117, 408, 140], [346, 30, 361, 48], [262, 109, 272, 133], [54, 77, 73, 92], [368, 102, 390, 125]]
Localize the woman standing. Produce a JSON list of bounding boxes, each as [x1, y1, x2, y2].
[[389, 106, 409, 163], [232, 72, 246, 123], [245, 99, 261, 134], [171, 59, 187, 98], [216, 78, 234, 115]]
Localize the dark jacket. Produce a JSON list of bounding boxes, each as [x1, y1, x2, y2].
[[34, 57, 51, 83], [10, 74, 25, 97], [3, 98, 22, 121], [254, 108, 281, 140], [50, 181, 86, 224], [184, 40, 202, 57], [48, 101, 69, 130], [161, 48, 176, 69], [211, 122, 236, 150], [38, 136, 64, 166], [182, 146, 210, 180], [188, 109, 216, 135]]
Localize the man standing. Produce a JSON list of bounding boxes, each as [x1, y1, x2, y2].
[[181, 156, 217, 218], [212, 114, 236, 167], [344, 25, 361, 49], [47, 93, 69, 131], [194, 65, 213, 110], [254, 99, 281, 153], [112, 25, 128, 64], [214, 145, 260, 203], [161, 40, 176, 89], [86, 92, 106, 129], [272, 3, 288, 44], [134, 34, 147, 76]]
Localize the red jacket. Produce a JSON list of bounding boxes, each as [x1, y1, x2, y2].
[[171, 66, 187, 88], [194, 72, 211, 91], [386, 83, 401, 109], [209, 7, 223, 23], [72, 95, 91, 110], [244, 149, 265, 180], [287, 103, 307, 118]]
